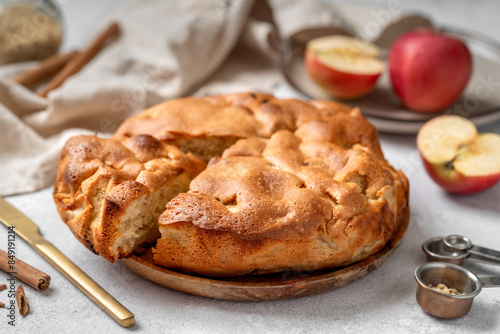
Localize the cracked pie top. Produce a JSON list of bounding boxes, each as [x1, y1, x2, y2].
[[53, 92, 409, 277]]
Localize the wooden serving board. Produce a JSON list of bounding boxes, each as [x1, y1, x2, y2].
[[120, 209, 409, 301]]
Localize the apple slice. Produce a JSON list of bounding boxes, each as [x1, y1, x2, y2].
[[417, 115, 500, 194], [305, 35, 385, 100]]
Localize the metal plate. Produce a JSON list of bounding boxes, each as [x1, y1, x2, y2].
[[281, 23, 500, 134]]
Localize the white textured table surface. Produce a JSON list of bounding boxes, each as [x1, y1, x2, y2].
[[1, 1, 500, 333]]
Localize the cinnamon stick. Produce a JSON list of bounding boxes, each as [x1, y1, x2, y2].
[[37, 22, 120, 97], [0, 250, 50, 291], [15, 285, 29, 316], [13, 50, 80, 87], [0, 302, 5, 308], [0, 283, 6, 291]]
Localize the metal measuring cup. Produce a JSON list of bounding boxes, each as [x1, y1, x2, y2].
[[422, 235, 500, 265], [415, 262, 500, 318]]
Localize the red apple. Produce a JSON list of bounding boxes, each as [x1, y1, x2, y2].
[[417, 115, 500, 194], [305, 35, 384, 100], [389, 29, 472, 113]]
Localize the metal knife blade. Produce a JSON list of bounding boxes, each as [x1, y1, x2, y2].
[[0, 196, 135, 327]]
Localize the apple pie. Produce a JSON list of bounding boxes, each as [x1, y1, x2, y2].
[[53, 92, 409, 276]]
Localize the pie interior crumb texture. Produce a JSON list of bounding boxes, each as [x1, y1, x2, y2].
[[53, 92, 409, 277]]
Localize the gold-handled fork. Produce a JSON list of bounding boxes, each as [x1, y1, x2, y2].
[[0, 197, 135, 327]]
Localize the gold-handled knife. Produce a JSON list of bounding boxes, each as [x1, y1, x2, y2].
[[0, 197, 135, 327]]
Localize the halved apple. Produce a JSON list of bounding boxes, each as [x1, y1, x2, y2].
[[305, 35, 385, 100], [417, 115, 500, 194]]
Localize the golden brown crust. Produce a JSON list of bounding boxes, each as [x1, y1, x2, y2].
[[53, 134, 205, 261], [153, 124, 408, 276], [54, 92, 409, 275]]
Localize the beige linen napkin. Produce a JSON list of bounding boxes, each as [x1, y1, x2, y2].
[[0, 0, 359, 196], [0, 0, 256, 195]]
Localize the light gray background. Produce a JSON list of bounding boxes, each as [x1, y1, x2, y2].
[[1, 0, 499, 333]]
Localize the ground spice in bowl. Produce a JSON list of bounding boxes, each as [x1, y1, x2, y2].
[[428, 283, 465, 296], [0, 1, 62, 64]]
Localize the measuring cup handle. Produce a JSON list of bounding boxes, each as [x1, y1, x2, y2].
[[479, 276, 500, 287], [470, 245, 500, 265]]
